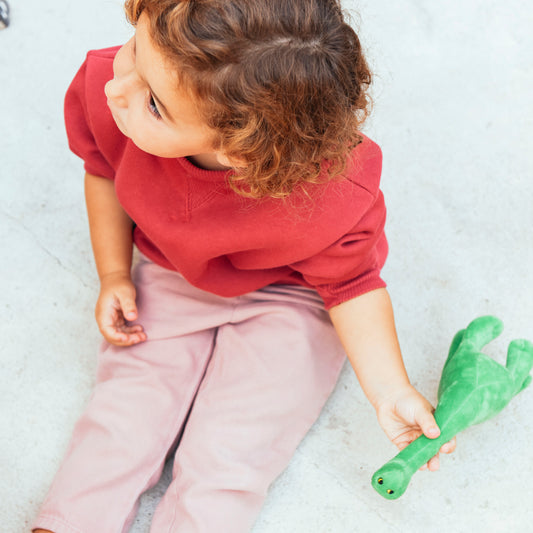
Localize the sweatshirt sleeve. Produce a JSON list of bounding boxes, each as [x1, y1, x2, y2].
[[64, 54, 116, 179], [289, 140, 388, 309]]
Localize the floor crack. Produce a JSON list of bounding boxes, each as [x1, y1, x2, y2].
[[1, 207, 93, 290]]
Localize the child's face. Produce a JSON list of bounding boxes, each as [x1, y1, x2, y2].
[[104, 13, 231, 169]]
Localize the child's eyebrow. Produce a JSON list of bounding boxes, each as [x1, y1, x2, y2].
[[133, 34, 175, 123]]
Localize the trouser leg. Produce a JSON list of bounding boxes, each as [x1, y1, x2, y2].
[[32, 258, 233, 533], [151, 285, 346, 533]]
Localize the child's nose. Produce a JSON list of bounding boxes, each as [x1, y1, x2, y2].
[[104, 78, 128, 108]]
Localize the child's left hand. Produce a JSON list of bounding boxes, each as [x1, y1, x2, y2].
[[374, 384, 456, 471]]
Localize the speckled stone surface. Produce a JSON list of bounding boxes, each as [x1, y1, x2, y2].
[[1, 1, 532, 532]]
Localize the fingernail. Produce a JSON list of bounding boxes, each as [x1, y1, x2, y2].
[[428, 428, 440, 437]]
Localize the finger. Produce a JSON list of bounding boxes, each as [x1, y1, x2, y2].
[[116, 289, 138, 322], [440, 437, 456, 454], [427, 454, 440, 471], [102, 327, 146, 346], [396, 441, 410, 452], [100, 319, 141, 342], [393, 428, 423, 451], [120, 324, 145, 334], [118, 324, 147, 343], [416, 410, 440, 440], [100, 324, 129, 344], [122, 331, 147, 345]]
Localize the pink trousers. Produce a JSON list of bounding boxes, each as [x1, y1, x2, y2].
[[32, 255, 346, 533]]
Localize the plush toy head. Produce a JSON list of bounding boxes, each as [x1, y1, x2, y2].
[[371, 460, 410, 500]]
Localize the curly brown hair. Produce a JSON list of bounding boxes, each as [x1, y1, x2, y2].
[[124, 0, 372, 198]]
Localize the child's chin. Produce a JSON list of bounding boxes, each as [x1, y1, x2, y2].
[[112, 116, 129, 138]]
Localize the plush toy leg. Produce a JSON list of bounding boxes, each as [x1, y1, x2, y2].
[[461, 316, 504, 351], [506, 339, 533, 393]]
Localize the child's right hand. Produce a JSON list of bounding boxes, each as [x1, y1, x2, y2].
[[95, 272, 147, 346]]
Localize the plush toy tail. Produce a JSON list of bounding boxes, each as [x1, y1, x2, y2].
[[506, 339, 533, 393]]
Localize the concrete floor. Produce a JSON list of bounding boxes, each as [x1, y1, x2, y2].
[[1, 0, 532, 532]]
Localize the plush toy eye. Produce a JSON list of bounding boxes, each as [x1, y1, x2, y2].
[[378, 478, 384, 485], [387, 489, 394, 495]]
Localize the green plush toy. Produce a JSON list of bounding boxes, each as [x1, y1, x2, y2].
[[372, 316, 533, 500]]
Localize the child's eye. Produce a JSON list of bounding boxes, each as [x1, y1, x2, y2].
[[148, 94, 162, 119]]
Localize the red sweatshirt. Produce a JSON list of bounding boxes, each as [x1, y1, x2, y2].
[[64, 47, 388, 309]]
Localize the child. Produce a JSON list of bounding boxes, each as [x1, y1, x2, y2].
[[33, 0, 455, 531]]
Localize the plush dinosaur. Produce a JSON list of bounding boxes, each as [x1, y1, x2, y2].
[[372, 316, 533, 500]]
